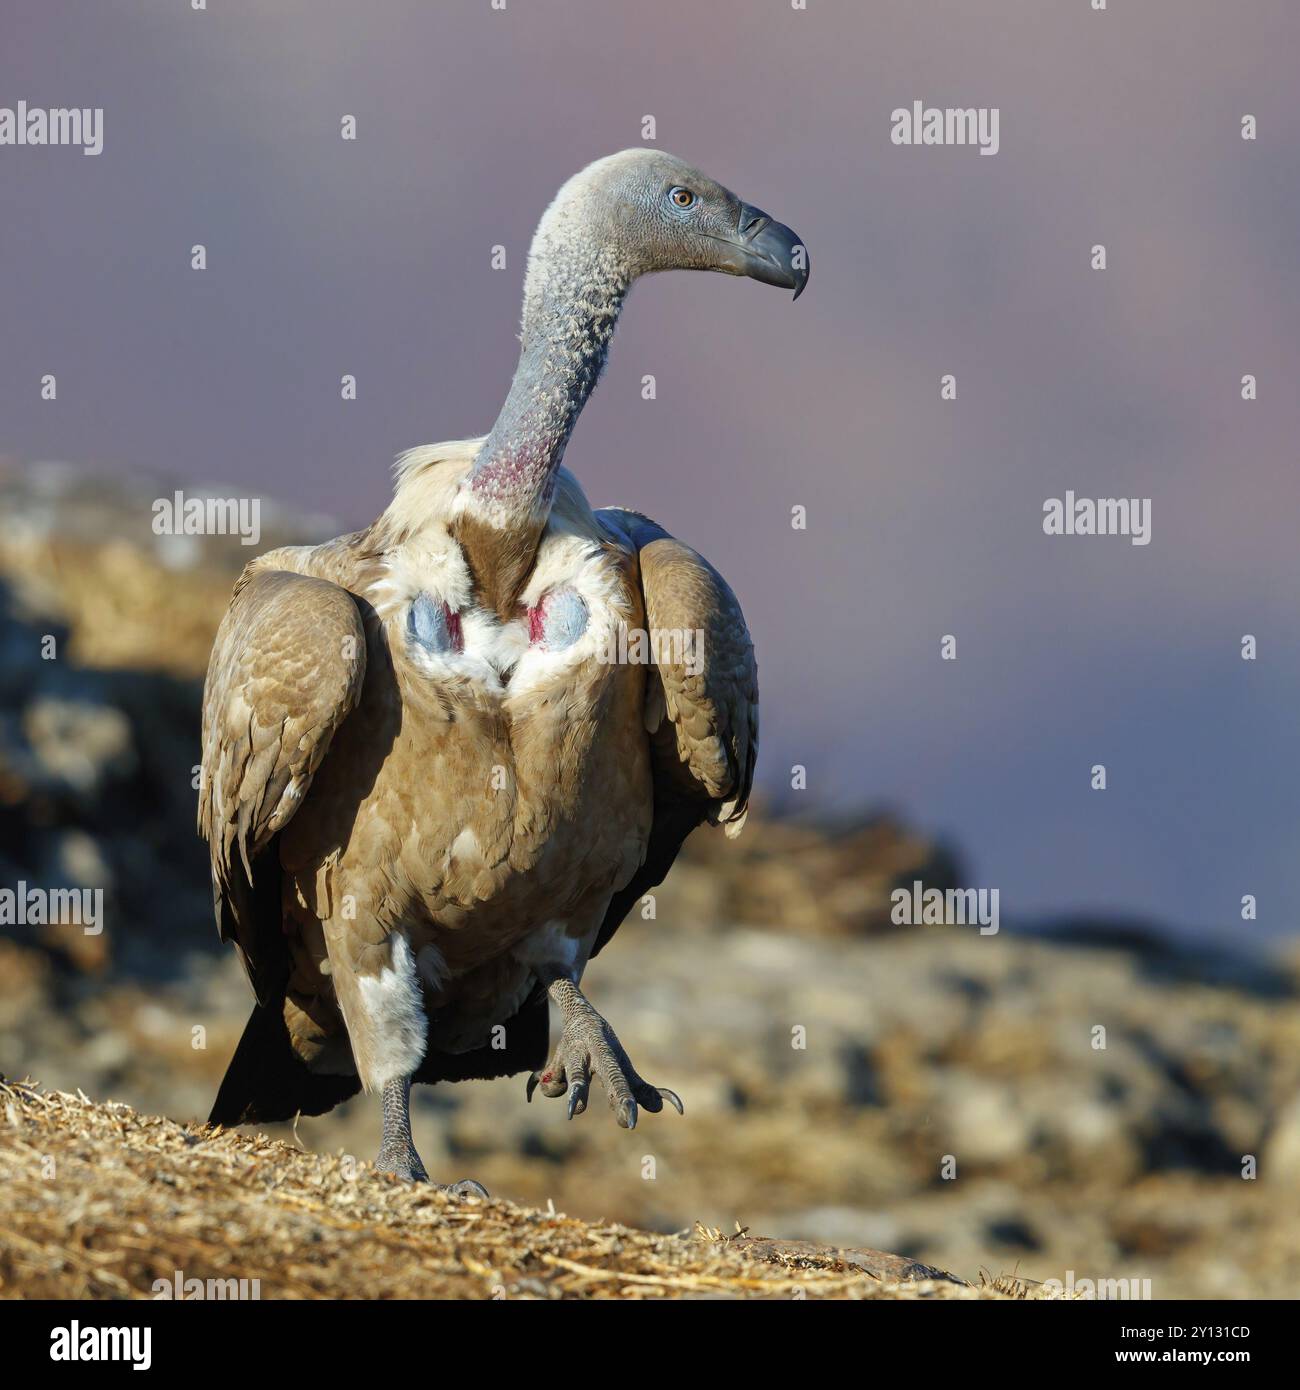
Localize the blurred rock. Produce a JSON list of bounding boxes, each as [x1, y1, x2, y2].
[[1264, 1095, 1300, 1185], [24, 697, 135, 796]]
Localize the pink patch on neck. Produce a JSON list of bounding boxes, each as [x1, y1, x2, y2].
[[527, 600, 547, 644]]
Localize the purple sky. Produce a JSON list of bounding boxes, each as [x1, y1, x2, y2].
[[2, 0, 1299, 942]]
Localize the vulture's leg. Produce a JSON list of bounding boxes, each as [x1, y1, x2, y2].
[[376, 1076, 429, 1182], [375, 1076, 488, 1197], [343, 930, 485, 1194], [526, 974, 683, 1130]]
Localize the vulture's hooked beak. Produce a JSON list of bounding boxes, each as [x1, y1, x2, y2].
[[719, 202, 810, 300]]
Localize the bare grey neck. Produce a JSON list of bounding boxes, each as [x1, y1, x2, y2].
[[467, 238, 630, 521]]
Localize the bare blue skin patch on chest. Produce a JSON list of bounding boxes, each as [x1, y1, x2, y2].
[[533, 588, 589, 651], [406, 592, 461, 654]]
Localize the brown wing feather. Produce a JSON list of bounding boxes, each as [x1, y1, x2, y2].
[[199, 564, 366, 1004], [590, 511, 758, 957]]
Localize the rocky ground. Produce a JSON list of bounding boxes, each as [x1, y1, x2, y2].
[[2, 459, 1298, 1300]]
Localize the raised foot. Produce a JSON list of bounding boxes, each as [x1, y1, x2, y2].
[[525, 1007, 683, 1130]]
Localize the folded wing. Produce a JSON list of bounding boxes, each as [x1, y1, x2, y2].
[[198, 565, 367, 1005], [591, 510, 758, 958]]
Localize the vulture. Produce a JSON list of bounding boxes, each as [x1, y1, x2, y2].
[[201, 149, 808, 1190]]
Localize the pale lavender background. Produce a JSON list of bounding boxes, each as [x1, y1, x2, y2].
[[2, 0, 1298, 942]]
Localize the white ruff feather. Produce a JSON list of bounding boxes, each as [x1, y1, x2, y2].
[[368, 446, 631, 703], [355, 931, 428, 1091]]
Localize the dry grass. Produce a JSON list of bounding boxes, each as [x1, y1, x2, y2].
[[0, 1081, 1059, 1300]]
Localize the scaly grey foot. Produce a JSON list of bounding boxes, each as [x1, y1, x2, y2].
[[376, 1075, 487, 1196], [374, 1157, 487, 1199], [375, 1143, 430, 1184], [525, 976, 683, 1129]]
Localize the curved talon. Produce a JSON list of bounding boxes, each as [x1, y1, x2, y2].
[[525, 995, 680, 1134], [445, 1178, 489, 1200], [658, 1087, 684, 1115]]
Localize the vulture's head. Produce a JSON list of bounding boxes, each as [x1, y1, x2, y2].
[[524, 149, 810, 318]]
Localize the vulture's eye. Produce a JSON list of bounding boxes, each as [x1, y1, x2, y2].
[[669, 186, 696, 209]]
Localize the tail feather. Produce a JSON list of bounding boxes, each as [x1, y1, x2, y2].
[[208, 1001, 359, 1127], [209, 986, 552, 1127]]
